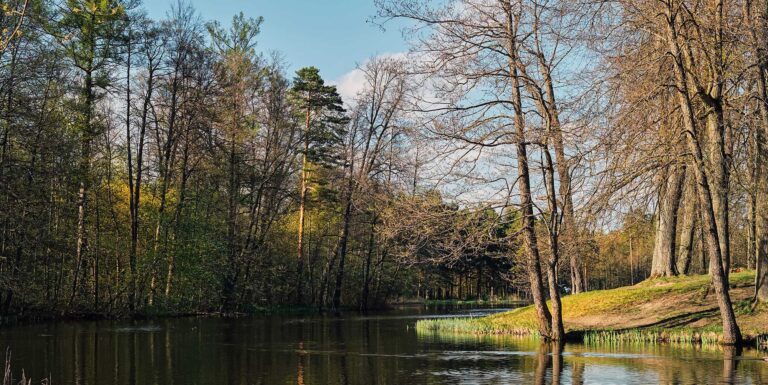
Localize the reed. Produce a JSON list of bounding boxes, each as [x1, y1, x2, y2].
[[415, 317, 537, 336], [3, 349, 47, 385], [757, 334, 768, 351], [583, 328, 723, 346]]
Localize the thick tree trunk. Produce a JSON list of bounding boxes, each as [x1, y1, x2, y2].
[[677, 175, 696, 275], [757, 206, 768, 302], [651, 165, 684, 277], [698, 210, 708, 274], [514, 76, 552, 339], [706, 111, 730, 277], [543, 147, 564, 341], [665, 11, 741, 344], [542, 64, 583, 294], [295, 99, 313, 305], [506, 2, 552, 338], [748, 188, 757, 271]]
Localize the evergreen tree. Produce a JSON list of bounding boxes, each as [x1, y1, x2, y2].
[[289, 66, 346, 304]]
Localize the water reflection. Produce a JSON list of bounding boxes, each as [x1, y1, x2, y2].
[[0, 307, 766, 384]]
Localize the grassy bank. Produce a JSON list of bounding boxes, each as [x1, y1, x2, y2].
[[416, 271, 768, 346]]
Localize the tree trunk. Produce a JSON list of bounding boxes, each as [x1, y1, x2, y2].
[[543, 146, 564, 341], [505, 1, 552, 339], [677, 175, 696, 275], [296, 135, 309, 305], [331, 191, 352, 311], [747, 187, 757, 271], [70, 66, 94, 310], [664, 10, 741, 344], [651, 165, 684, 277], [541, 60, 583, 294], [132, 50, 153, 309], [706, 110, 730, 277], [165, 131, 191, 299], [125, 33, 137, 311], [757, 205, 768, 302], [360, 217, 376, 310]]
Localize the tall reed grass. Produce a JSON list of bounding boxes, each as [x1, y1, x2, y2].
[[3, 349, 47, 385], [583, 329, 724, 345], [415, 317, 537, 336]]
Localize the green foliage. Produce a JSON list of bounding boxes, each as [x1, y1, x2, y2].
[[290, 66, 348, 166], [206, 12, 263, 57], [54, 0, 125, 71]]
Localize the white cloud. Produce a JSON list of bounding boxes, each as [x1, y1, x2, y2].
[[331, 52, 409, 106], [333, 67, 367, 106]]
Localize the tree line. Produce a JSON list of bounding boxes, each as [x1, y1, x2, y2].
[[1, 0, 768, 346], [0, 0, 434, 317]]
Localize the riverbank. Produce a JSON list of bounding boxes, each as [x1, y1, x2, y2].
[[0, 304, 366, 328], [422, 298, 527, 306], [416, 271, 768, 346]]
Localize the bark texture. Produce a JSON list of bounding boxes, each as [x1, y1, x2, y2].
[[651, 165, 684, 277]]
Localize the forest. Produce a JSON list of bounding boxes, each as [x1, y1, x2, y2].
[[1, 0, 768, 347]]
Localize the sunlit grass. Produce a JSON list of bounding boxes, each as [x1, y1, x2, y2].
[[415, 316, 537, 336], [583, 327, 724, 345], [415, 271, 762, 345]]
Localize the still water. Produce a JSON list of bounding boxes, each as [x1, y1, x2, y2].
[[1, 305, 766, 384]]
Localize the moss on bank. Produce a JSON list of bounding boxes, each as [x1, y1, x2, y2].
[[416, 271, 768, 346]]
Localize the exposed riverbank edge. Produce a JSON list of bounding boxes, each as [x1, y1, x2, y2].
[[416, 271, 768, 348]]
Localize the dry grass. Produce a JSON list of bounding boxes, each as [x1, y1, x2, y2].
[[3, 349, 46, 385]]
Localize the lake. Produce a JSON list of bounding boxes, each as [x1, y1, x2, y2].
[[1, 305, 766, 384]]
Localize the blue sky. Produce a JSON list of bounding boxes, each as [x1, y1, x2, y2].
[[143, 0, 408, 86]]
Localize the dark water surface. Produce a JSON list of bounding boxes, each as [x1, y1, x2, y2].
[[1, 305, 767, 384]]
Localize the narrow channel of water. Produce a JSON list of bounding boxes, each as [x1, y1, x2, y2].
[[1, 305, 765, 384]]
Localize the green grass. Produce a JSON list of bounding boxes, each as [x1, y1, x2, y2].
[[415, 271, 763, 345], [415, 316, 537, 336], [583, 327, 724, 345]]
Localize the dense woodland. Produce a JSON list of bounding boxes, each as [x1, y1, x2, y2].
[[1, 0, 768, 344]]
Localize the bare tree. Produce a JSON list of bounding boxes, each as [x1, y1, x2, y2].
[[744, 0, 768, 302]]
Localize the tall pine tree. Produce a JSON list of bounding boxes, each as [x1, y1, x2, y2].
[[290, 67, 346, 305]]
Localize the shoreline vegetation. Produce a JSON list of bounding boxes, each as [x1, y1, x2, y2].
[[0, 305, 384, 328], [420, 298, 527, 306], [0, 298, 525, 328], [416, 271, 768, 349]]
